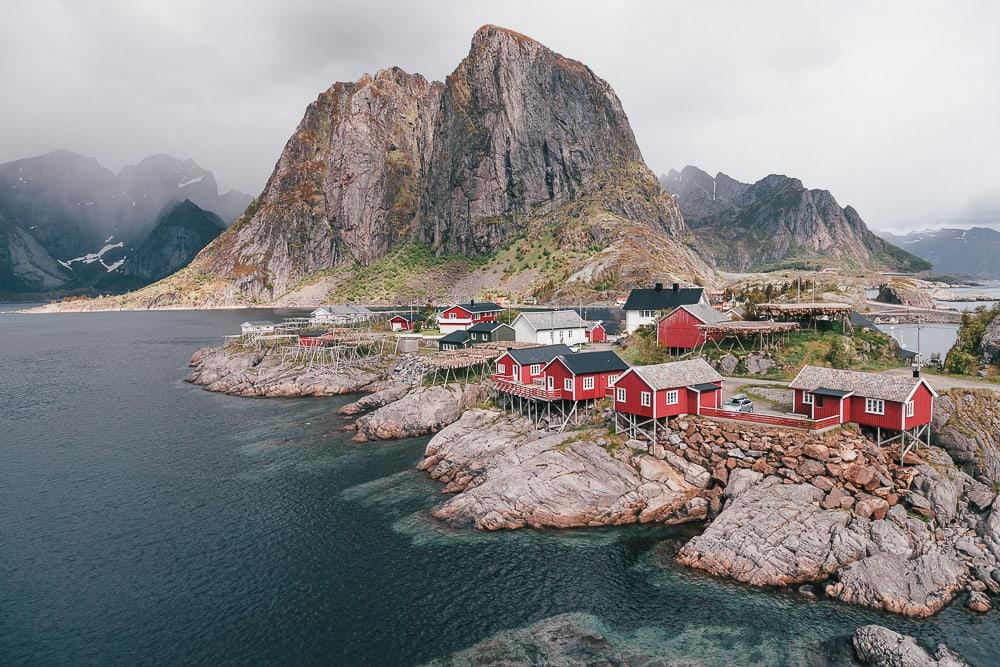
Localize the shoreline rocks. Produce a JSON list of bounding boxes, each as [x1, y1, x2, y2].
[[353, 383, 486, 440], [418, 409, 707, 530], [186, 345, 382, 397], [853, 625, 968, 666], [337, 383, 411, 416]]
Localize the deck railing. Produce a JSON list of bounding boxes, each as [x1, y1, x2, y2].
[[491, 376, 561, 401], [698, 407, 841, 431]]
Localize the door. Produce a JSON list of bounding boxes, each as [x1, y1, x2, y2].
[[547, 376, 554, 391]]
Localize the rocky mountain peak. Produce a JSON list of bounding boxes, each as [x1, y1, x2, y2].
[[169, 25, 705, 306]]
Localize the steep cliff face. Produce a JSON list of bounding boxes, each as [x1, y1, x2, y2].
[[662, 166, 929, 273], [144, 25, 708, 307], [122, 200, 226, 283]]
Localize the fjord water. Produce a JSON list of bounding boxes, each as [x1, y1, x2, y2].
[[1, 311, 997, 666]]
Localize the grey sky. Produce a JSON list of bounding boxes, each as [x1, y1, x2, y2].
[[3, 0, 998, 232]]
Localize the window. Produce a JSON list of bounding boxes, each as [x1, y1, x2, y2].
[[905, 400, 915, 418], [449, 312, 456, 319], [802, 392, 813, 405], [640, 391, 652, 407], [607, 374, 619, 386], [530, 364, 541, 375], [564, 378, 573, 391], [666, 390, 679, 405], [865, 398, 885, 415], [583, 377, 595, 390], [616, 387, 626, 402], [497, 363, 506, 374], [815, 396, 824, 408], [641, 310, 655, 318]]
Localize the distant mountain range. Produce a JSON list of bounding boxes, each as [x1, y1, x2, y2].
[[879, 227, 1000, 279], [661, 166, 930, 273], [0, 150, 251, 297]]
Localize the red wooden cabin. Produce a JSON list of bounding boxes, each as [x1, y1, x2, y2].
[[584, 321, 607, 343], [493, 344, 575, 386], [297, 331, 327, 347], [541, 351, 629, 401], [656, 304, 729, 354], [437, 301, 503, 333], [788, 365, 936, 437], [612, 358, 723, 439]]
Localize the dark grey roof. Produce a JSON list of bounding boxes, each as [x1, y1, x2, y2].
[[670, 303, 729, 325], [689, 382, 721, 392], [243, 320, 276, 326], [555, 351, 629, 375], [623, 286, 705, 311], [439, 331, 471, 344], [452, 301, 503, 313], [468, 321, 511, 333], [813, 387, 854, 398], [506, 344, 574, 365]]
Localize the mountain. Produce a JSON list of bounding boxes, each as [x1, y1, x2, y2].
[[661, 166, 930, 273], [0, 150, 250, 296], [114, 25, 712, 309], [879, 228, 1000, 279]]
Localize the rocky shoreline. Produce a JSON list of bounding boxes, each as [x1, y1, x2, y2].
[[186, 345, 999, 632], [415, 407, 1000, 624]]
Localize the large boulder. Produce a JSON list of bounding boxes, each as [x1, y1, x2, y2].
[[853, 625, 968, 667], [186, 345, 380, 397], [419, 410, 707, 530], [354, 383, 484, 440], [826, 552, 968, 618]]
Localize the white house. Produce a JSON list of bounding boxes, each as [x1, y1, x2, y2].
[[310, 305, 374, 325], [622, 283, 708, 334], [511, 310, 589, 345]]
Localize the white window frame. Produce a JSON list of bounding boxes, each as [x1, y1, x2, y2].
[[583, 377, 595, 390], [905, 400, 915, 418], [449, 312, 456, 319], [607, 374, 619, 386], [666, 390, 679, 405], [530, 364, 541, 376], [641, 309, 655, 318], [564, 378, 573, 391], [497, 363, 506, 374], [640, 391, 652, 407], [616, 387, 626, 402], [865, 398, 885, 415], [802, 391, 813, 405]]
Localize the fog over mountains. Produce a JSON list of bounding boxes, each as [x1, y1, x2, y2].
[[879, 228, 1000, 279], [0, 150, 251, 296]]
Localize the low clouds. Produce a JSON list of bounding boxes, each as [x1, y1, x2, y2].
[[2, 0, 997, 230]]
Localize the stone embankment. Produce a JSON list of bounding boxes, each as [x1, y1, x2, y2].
[[418, 409, 708, 530], [187, 346, 382, 397]]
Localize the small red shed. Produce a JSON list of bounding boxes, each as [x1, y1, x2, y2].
[[788, 365, 936, 433], [613, 358, 723, 439], [541, 350, 629, 401], [389, 314, 416, 331], [584, 321, 607, 343], [656, 304, 729, 353]]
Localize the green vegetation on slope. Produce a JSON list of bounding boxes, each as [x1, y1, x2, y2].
[[945, 305, 1000, 375]]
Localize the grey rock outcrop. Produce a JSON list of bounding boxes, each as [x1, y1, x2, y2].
[[418, 409, 706, 530], [186, 346, 380, 397], [853, 625, 969, 667], [113, 25, 713, 308], [354, 383, 485, 440], [933, 389, 1000, 487], [337, 383, 411, 416]]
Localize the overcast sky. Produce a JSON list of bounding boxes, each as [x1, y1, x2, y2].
[[2, 0, 997, 232]]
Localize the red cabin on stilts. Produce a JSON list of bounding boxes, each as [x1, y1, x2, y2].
[[612, 358, 723, 440]]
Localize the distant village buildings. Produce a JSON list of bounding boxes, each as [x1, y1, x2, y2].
[[622, 283, 708, 334]]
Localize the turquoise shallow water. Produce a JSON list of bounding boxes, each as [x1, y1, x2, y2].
[[1, 309, 997, 665]]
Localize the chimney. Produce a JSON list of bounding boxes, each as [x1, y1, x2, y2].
[[654, 283, 663, 292], [672, 283, 679, 292]]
